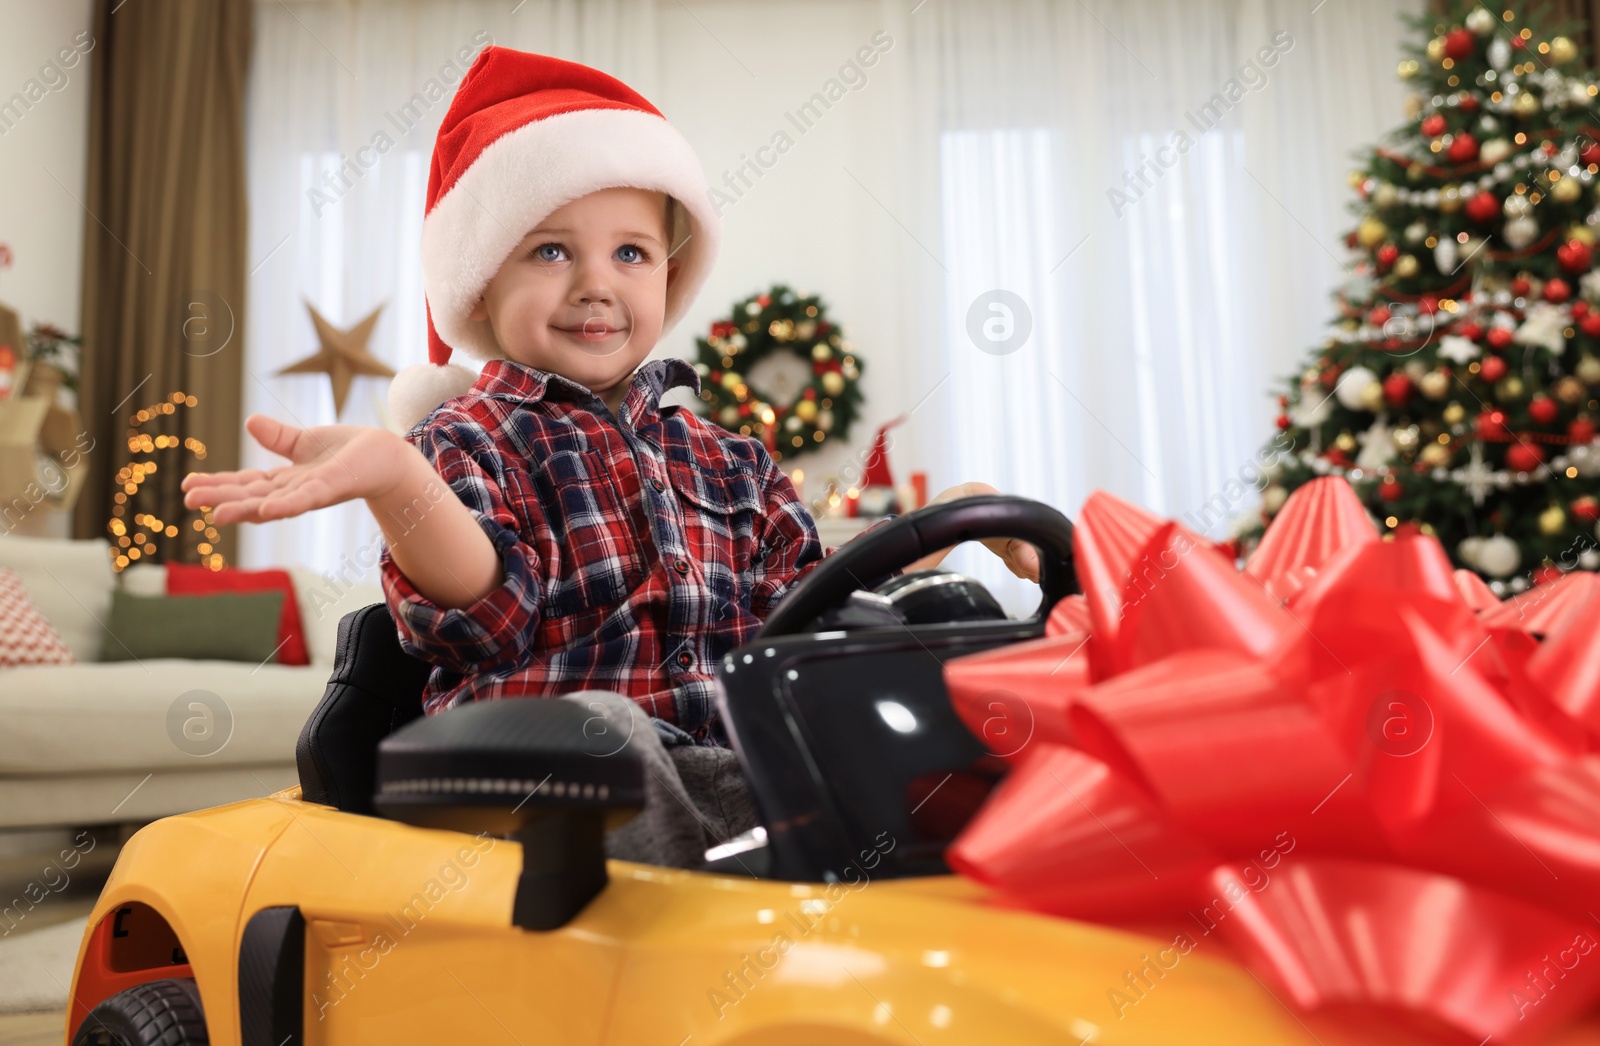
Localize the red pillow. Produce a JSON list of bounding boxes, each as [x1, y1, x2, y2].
[[166, 563, 309, 666]]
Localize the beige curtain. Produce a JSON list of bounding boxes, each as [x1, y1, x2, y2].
[[72, 0, 252, 566]]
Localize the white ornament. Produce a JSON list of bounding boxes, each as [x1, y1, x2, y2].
[[1509, 576, 1530, 593], [1581, 548, 1600, 570], [1580, 268, 1600, 302], [1262, 485, 1288, 514], [1459, 536, 1485, 567], [1373, 182, 1399, 208], [1504, 194, 1535, 219], [1356, 418, 1396, 471], [1481, 137, 1512, 164], [1289, 388, 1334, 428], [1466, 7, 1495, 33], [1434, 237, 1459, 273], [1503, 216, 1540, 249], [1477, 534, 1522, 578], [1489, 37, 1512, 70], [1514, 301, 1569, 354], [1335, 365, 1380, 410], [1405, 220, 1429, 243], [1438, 334, 1481, 364], [1456, 442, 1497, 506]]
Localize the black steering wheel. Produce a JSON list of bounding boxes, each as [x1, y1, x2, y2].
[[759, 494, 1079, 638]]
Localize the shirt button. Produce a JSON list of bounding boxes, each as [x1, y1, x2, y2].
[[676, 650, 694, 668], [673, 558, 689, 575], [651, 477, 665, 492]]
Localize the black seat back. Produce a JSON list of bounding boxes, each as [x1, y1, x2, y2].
[[296, 603, 432, 815]]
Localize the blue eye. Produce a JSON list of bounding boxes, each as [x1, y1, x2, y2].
[[531, 243, 566, 262], [617, 244, 648, 264]]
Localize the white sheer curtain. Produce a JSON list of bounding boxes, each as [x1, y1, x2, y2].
[[877, 0, 1423, 615], [240, 0, 657, 577]]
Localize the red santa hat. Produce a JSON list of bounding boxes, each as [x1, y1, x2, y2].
[[387, 48, 721, 432]]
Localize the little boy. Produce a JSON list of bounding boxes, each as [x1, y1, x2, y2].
[[182, 48, 1038, 862]]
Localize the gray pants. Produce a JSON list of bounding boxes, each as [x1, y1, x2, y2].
[[559, 691, 759, 869]]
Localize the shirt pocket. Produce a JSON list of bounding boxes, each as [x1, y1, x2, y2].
[[537, 448, 639, 621], [668, 458, 765, 608]]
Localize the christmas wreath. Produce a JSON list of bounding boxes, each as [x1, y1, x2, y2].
[[693, 284, 863, 462]]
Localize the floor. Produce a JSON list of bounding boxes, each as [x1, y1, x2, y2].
[[0, 827, 132, 1045]]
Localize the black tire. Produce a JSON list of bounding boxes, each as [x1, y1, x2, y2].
[[70, 977, 209, 1046]]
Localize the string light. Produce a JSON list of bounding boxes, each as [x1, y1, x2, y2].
[[106, 390, 226, 573]]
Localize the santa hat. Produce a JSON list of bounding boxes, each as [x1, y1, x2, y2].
[[387, 48, 721, 433]]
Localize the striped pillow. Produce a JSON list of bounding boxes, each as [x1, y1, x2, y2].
[[0, 567, 76, 667]]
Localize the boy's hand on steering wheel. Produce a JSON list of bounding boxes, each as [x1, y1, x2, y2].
[[181, 414, 419, 526], [906, 481, 1042, 582]]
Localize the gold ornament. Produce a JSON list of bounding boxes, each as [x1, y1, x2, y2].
[[1514, 92, 1542, 118], [1420, 443, 1451, 466], [1539, 503, 1567, 535], [795, 399, 818, 422], [1552, 175, 1584, 203], [1335, 431, 1358, 452], [1397, 59, 1421, 80], [821, 371, 845, 396], [811, 343, 832, 361], [1426, 36, 1447, 63], [1419, 370, 1451, 399], [1578, 356, 1600, 384], [278, 302, 395, 418], [1392, 425, 1421, 451], [1394, 254, 1420, 278], [1357, 218, 1389, 248], [1347, 169, 1367, 190], [721, 370, 743, 388], [1570, 225, 1597, 246], [1551, 36, 1579, 65], [1556, 376, 1587, 404], [1443, 402, 1467, 425], [1439, 185, 1462, 213], [1496, 375, 1527, 401], [1360, 382, 1386, 411]]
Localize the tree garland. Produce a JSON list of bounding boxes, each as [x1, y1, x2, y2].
[[692, 284, 864, 463]]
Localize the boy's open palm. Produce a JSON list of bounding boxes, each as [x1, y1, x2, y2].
[[182, 414, 414, 526]]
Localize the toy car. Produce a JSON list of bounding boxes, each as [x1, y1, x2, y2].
[[64, 495, 1507, 1045]]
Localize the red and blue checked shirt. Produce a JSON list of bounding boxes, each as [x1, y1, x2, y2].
[[380, 356, 899, 744]]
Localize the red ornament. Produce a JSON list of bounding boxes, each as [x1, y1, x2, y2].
[[1418, 294, 1442, 316], [1477, 409, 1509, 438], [1510, 276, 1532, 297], [1383, 372, 1413, 407], [1378, 478, 1405, 501], [1558, 239, 1595, 274], [1376, 244, 1400, 269], [1421, 114, 1447, 137], [1511, 33, 1527, 49], [802, 387, 816, 400], [1529, 396, 1560, 424], [1486, 327, 1515, 350], [1584, 141, 1600, 167], [1544, 277, 1573, 303], [1464, 191, 1501, 223], [1570, 417, 1597, 443], [1444, 27, 1476, 59], [1506, 442, 1546, 472], [1368, 305, 1393, 326], [1276, 413, 1292, 430], [1324, 447, 1352, 467], [1574, 301, 1591, 320], [1479, 355, 1509, 382], [1447, 132, 1479, 164], [756, 294, 772, 308], [1456, 320, 1484, 341], [1459, 94, 1479, 113], [1572, 495, 1600, 524], [1582, 313, 1600, 337]]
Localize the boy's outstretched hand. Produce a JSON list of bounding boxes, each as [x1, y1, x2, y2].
[[904, 481, 1043, 583], [182, 414, 416, 526]]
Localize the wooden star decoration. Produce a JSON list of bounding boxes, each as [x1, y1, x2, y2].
[[276, 301, 396, 417]]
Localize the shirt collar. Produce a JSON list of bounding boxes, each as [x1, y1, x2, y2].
[[472, 356, 702, 422]]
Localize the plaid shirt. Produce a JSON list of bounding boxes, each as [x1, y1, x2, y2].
[[380, 356, 898, 743]]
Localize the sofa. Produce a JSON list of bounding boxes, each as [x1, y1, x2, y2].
[[0, 534, 382, 832]]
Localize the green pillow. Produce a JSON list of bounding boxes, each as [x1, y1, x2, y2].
[[103, 589, 287, 664]]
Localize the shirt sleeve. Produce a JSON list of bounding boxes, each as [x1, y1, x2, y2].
[[747, 443, 905, 621], [379, 414, 545, 674]]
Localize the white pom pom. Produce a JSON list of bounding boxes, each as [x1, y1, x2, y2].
[[386, 361, 480, 434]]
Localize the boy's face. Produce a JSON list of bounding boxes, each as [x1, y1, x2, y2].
[[469, 187, 678, 409]]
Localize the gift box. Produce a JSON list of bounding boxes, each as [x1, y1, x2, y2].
[[943, 477, 1600, 1044]]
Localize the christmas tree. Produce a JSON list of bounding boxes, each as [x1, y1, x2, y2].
[[1255, 2, 1600, 596]]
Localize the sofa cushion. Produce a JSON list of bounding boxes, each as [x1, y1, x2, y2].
[[0, 568, 75, 667], [0, 535, 113, 661], [167, 563, 310, 665], [0, 660, 330, 773], [103, 589, 286, 664], [288, 566, 383, 665], [117, 562, 168, 596]]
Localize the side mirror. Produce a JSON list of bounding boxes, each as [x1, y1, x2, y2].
[[374, 697, 644, 931]]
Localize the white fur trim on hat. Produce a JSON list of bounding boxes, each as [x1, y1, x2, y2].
[[421, 107, 721, 363], [387, 361, 482, 434]]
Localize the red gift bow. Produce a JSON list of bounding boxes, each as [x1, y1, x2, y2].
[[945, 477, 1600, 1044]]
